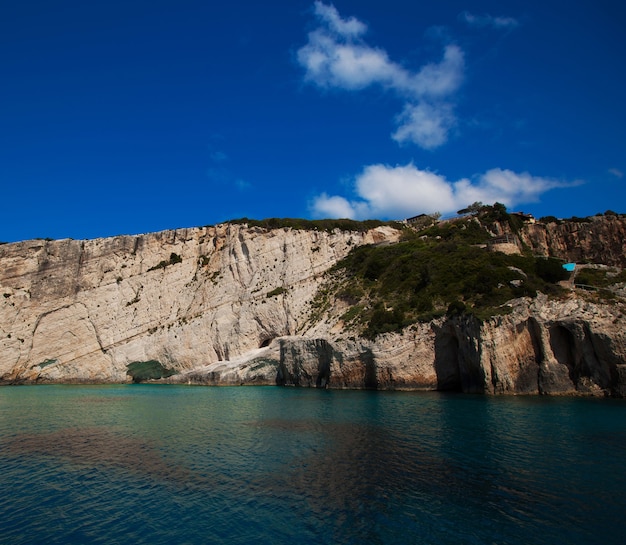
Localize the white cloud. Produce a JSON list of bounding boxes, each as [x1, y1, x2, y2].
[[356, 164, 455, 217], [298, 31, 402, 90], [311, 163, 578, 219], [313, 1, 367, 38], [453, 168, 575, 207], [461, 12, 520, 29], [609, 168, 624, 179], [409, 45, 464, 98], [311, 193, 360, 218], [392, 102, 455, 149], [298, 2, 464, 149]]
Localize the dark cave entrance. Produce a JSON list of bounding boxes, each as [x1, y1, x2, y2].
[[434, 330, 462, 392], [549, 325, 576, 380]]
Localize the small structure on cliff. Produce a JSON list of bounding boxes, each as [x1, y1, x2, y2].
[[487, 234, 521, 255]]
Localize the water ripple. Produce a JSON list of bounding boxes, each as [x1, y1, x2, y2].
[[1, 387, 625, 544]]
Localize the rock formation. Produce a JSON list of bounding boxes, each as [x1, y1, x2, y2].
[[0, 224, 399, 383], [1, 216, 625, 396], [519, 214, 626, 267]]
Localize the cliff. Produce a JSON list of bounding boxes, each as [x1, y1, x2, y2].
[[520, 215, 626, 267], [0, 224, 399, 383], [1, 215, 625, 396]]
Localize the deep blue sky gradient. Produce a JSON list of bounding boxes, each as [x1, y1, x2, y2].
[[1, 0, 625, 242]]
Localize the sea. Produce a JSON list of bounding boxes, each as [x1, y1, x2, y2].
[[0, 385, 625, 545]]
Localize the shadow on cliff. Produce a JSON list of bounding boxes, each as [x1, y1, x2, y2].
[[276, 338, 333, 388], [433, 318, 485, 393], [546, 322, 617, 395]]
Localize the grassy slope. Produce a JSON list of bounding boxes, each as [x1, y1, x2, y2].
[[311, 205, 586, 339]]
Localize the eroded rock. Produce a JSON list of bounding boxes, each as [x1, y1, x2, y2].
[[1, 218, 625, 396]]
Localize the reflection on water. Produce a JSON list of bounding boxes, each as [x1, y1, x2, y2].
[[1, 386, 625, 545], [5, 428, 202, 488]]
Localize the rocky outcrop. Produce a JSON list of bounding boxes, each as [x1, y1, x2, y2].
[[170, 294, 625, 396], [519, 215, 626, 266], [0, 224, 399, 384], [1, 216, 625, 396]]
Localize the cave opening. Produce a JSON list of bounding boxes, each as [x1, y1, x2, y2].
[[549, 325, 576, 381], [434, 330, 462, 391]]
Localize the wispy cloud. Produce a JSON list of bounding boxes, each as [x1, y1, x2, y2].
[[313, 0, 367, 38], [207, 145, 230, 183], [210, 151, 228, 163], [460, 12, 520, 30], [298, 1, 464, 149], [206, 142, 251, 191], [235, 178, 251, 191], [311, 163, 579, 219], [609, 168, 624, 179]]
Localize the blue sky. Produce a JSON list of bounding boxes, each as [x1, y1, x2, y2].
[[1, 0, 625, 242]]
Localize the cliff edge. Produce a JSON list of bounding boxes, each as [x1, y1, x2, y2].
[[1, 215, 625, 396]]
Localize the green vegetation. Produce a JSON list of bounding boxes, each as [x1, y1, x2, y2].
[[535, 257, 570, 284], [229, 217, 403, 233], [575, 267, 626, 289], [318, 207, 572, 339], [539, 211, 624, 224], [454, 202, 523, 233], [38, 359, 58, 369], [266, 286, 286, 298], [126, 360, 176, 382], [573, 266, 626, 302], [148, 252, 183, 272], [539, 215, 561, 224]]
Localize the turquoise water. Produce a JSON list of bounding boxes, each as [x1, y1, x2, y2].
[[1, 386, 625, 544]]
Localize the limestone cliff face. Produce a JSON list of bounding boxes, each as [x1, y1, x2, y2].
[[519, 215, 626, 266], [1, 217, 625, 396], [170, 294, 626, 397], [0, 224, 399, 383]]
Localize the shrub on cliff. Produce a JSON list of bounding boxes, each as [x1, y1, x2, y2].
[[321, 218, 568, 338], [148, 252, 183, 272], [576, 267, 626, 288], [229, 217, 402, 233]]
